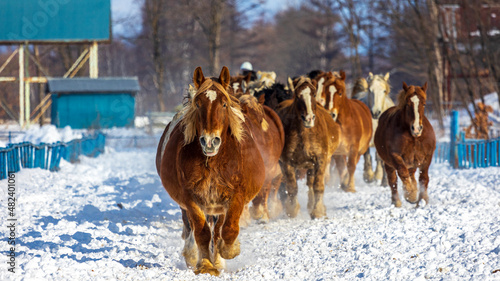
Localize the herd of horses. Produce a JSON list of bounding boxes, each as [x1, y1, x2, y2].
[[155, 66, 437, 275]]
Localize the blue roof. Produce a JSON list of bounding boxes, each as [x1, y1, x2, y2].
[[47, 77, 140, 94]]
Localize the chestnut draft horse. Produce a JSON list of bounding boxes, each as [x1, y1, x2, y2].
[[156, 66, 265, 276], [239, 94, 285, 222], [277, 76, 341, 219], [374, 82, 436, 207], [315, 71, 372, 192]]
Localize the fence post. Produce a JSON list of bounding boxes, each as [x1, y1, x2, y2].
[[450, 110, 459, 168]]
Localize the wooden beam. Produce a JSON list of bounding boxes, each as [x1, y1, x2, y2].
[[0, 48, 19, 75], [63, 48, 89, 78]]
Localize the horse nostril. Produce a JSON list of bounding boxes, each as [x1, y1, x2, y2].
[[200, 137, 206, 147], [419, 125, 423, 131], [312, 114, 316, 120], [212, 137, 221, 147], [301, 115, 306, 122]]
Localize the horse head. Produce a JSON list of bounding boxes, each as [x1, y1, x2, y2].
[[367, 72, 391, 119], [288, 76, 317, 128], [323, 70, 346, 121], [401, 81, 427, 138], [182, 66, 245, 157]]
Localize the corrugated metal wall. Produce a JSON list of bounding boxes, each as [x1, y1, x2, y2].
[[52, 93, 135, 129]]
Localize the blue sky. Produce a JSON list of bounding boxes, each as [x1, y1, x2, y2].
[[110, 0, 297, 35]]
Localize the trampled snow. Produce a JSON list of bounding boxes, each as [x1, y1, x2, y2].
[[1, 136, 499, 280]]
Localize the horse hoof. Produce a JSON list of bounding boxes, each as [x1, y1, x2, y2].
[[285, 198, 300, 218], [404, 190, 418, 203], [392, 199, 402, 208], [218, 239, 240, 260], [341, 184, 356, 193], [195, 259, 220, 276], [310, 204, 326, 219]]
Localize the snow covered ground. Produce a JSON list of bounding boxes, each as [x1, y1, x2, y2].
[[1, 138, 499, 280]]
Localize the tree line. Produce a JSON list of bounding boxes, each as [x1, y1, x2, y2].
[[0, 0, 498, 130]]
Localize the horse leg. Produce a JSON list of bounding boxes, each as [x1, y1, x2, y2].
[[306, 169, 315, 213], [309, 160, 328, 219], [181, 209, 198, 269], [268, 171, 283, 219], [417, 163, 431, 207], [250, 180, 270, 223], [218, 197, 244, 260], [385, 164, 401, 207], [239, 204, 251, 228], [185, 205, 219, 276], [211, 214, 226, 270], [333, 155, 347, 189], [375, 152, 386, 184], [363, 149, 375, 183], [282, 163, 300, 218], [391, 153, 418, 203], [341, 150, 359, 193]]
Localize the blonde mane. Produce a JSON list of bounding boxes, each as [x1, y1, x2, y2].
[[181, 78, 245, 145], [239, 94, 269, 131]]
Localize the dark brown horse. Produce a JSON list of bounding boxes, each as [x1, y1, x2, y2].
[[156, 66, 265, 275], [230, 72, 252, 97], [374, 82, 436, 207], [239, 94, 285, 222], [316, 71, 373, 192], [277, 76, 341, 219]]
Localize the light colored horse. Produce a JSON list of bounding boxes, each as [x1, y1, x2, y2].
[[353, 72, 394, 185]]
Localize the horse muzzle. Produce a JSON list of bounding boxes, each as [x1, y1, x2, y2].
[[372, 111, 381, 119], [199, 135, 221, 157], [411, 125, 423, 137], [301, 114, 316, 128]]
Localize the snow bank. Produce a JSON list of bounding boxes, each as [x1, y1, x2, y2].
[[9, 125, 83, 144], [0, 147, 498, 280]]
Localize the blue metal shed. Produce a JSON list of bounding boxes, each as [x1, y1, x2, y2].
[[48, 77, 140, 129]]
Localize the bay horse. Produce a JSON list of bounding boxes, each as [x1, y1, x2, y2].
[[374, 82, 436, 207], [156, 66, 265, 276], [239, 94, 285, 222], [316, 70, 372, 193], [352, 72, 395, 185], [276, 76, 341, 219]]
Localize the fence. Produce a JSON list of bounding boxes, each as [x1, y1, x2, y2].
[[434, 111, 500, 169], [0, 132, 105, 180]]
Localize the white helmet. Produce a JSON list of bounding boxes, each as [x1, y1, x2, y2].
[[240, 61, 253, 71]]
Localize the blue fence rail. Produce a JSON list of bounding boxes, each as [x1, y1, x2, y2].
[[0, 132, 105, 180], [433, 111, 500, 169]]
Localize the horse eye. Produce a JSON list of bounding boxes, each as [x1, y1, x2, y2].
[[223, 103, 227, 108]]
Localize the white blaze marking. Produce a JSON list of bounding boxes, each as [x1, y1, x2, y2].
[[233, 82, 240, 93], [316, 77, 325, 105], [411, 95, 420, 131], [300, 87, 314, 124], [328, 85, 337, 110], [206, 90, 217, 102]]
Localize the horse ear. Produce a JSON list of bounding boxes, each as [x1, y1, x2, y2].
[[257, 93, 265, 104], [271, 71, 276, 81], [193, 66, 205, 89], [340, 70, 346, 81], [188, 84, 196, 99], [219, 66, 230, 89], [242, 81, 248, 93], [384, 72, 390, 81], [287, 77, 295, 92], [368, 72, 373, 79], [422, 82, 428, 92], [402, 81, 409, 91]]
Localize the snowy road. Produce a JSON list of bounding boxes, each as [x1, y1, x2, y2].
[[1, 146, 499, 280]]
